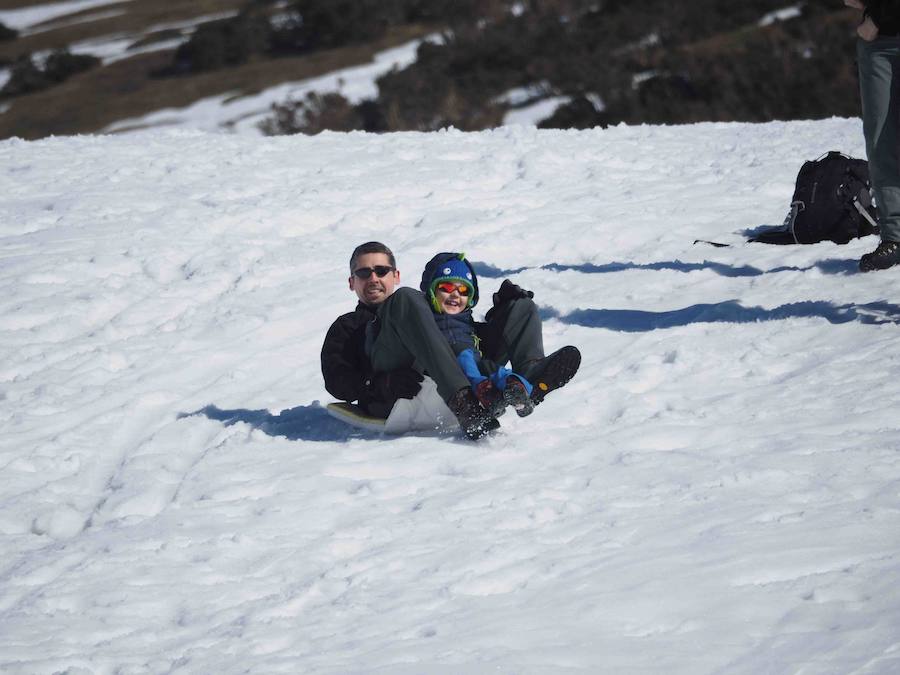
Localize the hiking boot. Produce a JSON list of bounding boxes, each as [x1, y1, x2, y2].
[[523, 346, 581, 405], [474, 379, 506, 418], [860, 240, 900, 272], [448, 387, 496, 440], [503, 378, 535, 418]]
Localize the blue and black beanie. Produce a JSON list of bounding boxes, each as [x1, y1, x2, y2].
[[420, 252, 479, 312]]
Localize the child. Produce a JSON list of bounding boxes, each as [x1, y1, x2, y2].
[[419, 252, 534, 419]]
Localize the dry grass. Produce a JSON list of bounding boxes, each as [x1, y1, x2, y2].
[[0, 24, 430, 139], [0, 1, 248, 61], [0, 0, 431, 139]]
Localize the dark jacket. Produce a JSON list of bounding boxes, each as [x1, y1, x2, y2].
[[865, 1, 900, 35], [432, 309, 477, 354], [320, 301, 387, 413]]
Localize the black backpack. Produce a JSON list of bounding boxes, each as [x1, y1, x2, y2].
[[751, 151, 879, 245]]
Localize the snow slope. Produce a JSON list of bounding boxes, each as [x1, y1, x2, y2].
[[1, 118, 899, 674]]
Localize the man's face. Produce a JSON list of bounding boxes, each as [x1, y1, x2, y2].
[[349, 252, 399, 305]]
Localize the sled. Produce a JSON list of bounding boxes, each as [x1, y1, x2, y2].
[[326, 402, 388, 432], [326, 376, 459, 435]]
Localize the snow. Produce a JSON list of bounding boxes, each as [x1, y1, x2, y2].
[[503, 96, 571, 126], [759, 6, 803, 27], [0, 0, 125, 32], [66, 12, 240, 65], [1, 117, 900, 674]]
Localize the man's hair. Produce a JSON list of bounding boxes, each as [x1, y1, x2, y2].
[[349, 241, 396, 272]]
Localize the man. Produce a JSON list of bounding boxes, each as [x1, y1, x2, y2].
[[321, 241, 495, 439], [321, 242, 581, 440], [847, 0, 900, 271]]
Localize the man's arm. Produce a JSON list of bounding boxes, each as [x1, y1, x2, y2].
[[321, 315, 369, 404], [847, 0, 884, 40], [321, 312, 424, 413]]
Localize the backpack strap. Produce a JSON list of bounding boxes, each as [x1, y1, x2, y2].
[[786, 200, 805, 244]]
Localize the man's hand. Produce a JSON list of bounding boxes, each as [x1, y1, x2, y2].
[[492, 279, 534, 307], [845, 0, 865, 9], [370, 368, 423, 401], [859, 15, 879, 41]]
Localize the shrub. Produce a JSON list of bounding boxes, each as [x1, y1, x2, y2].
[[43, 50, 101, 83], [169, 11, 273, 74], [0, 20, 18, 41], [274, 0, 396, 53], [1, 50, 100, 98], [1, 55, 48, 98], [258, 2, 860, 133], [537, 95, 612, 129], [259, 92, 386, 135]]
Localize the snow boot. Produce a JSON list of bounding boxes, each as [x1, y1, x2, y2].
[[523, 345, 581, 405], [860, 240, 900, 272], [503, 378, 535, 417], [474, 379, 506, 419], [449, 387, 497, 440]]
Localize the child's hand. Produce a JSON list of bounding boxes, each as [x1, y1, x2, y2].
[[859, 16, 879, 41]]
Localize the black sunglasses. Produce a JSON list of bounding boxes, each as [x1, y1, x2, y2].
[[352, 265, 394, 279]]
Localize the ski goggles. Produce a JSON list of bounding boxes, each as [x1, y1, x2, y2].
[[352, 265, 394, 279], [435, 281, 471, 296]]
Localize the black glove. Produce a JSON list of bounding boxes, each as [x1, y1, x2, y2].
[[369, 368, 423, 402], [492, 279, 534, 307]]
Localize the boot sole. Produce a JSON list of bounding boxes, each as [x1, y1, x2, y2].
[[531, 346, 581, 405], [504, 381, 535, 417]]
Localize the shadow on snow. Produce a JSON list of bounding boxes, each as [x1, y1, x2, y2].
[[472, 258, 859, 278], [540, 300, 900, 332], [181, 404, 373, 442]]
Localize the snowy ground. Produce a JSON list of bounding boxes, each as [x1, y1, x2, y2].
[[0, 0, 126, 33], [1, 117, 900, 674]]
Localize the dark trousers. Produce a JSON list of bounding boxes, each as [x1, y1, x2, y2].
[[477, 297, 545, 376], [370, 287, 470, 402], [858, 37, 900, 242]]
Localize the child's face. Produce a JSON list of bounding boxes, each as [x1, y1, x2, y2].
[[434, 281, 471, 314]]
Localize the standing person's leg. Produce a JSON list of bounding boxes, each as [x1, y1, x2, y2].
[[369, 287, 470, 402], [859, 37, 900, 270]]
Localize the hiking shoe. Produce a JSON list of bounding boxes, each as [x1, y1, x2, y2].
[[448, 387, 496, 440], [860, 240, 900, 272], [503, 378, 535, 418], [474, 379, 506, 419], [524, 346, 581, 405]]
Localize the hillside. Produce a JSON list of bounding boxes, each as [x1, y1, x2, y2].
[[0, 1, 864, 139], [2, 118, 899, 673]]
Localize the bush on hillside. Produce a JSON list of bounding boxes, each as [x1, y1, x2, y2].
[[1, 50, 100, 98], [616, 7, 859, 124], [259, 92, 387, 134], [167, 11, 273, 74], [537, 95, 612, 130], [278, 0, 395, 52], [258, 2, 861, 134], [0, 21, 18, 41]]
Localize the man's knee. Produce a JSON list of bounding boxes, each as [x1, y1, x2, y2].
[[506, 296, 540, 325], [380, 287, 429, 321]]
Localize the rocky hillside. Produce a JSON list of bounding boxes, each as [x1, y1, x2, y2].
[[0, 0, 863, 140]]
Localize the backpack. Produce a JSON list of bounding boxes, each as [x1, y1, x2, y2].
[[751, 151, 879, 245]]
